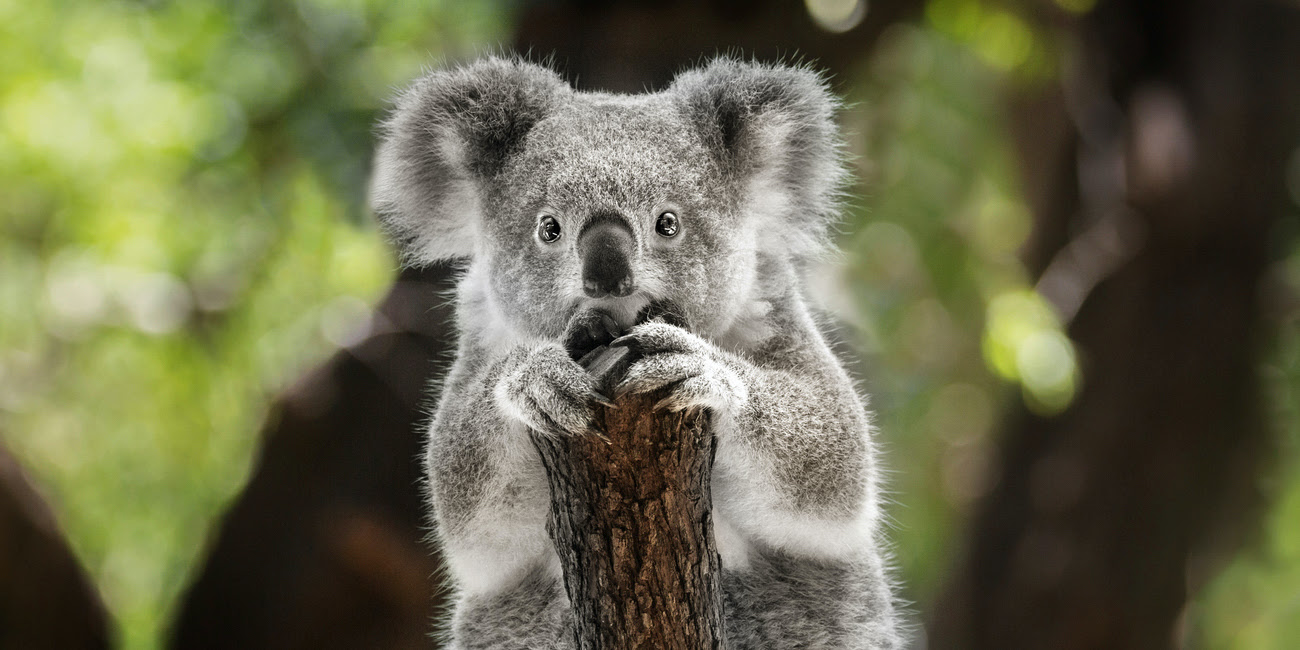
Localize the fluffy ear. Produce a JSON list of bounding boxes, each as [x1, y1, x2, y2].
[[370, 57, 570, 264], [670, 58, 849, 260]]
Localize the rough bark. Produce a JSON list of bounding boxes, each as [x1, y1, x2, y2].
[[533, 346, 726, 650]]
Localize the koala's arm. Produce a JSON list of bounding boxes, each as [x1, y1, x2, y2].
[[616, 305, 878, 561], [717, 338, 877, 560], [426, 338, 599, 595]]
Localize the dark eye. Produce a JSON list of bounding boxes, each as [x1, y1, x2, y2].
[[655, 211, 679, 238], [537, 215, 562, 243]]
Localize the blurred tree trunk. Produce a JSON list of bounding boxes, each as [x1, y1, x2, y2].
[[0, 440, 113, 649], [930, 1, 1300, 648], [512, 0, 921, 92], [168, 266, 458, 650]]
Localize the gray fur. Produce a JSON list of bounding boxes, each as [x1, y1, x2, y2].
[[371, 55, 900, 649]]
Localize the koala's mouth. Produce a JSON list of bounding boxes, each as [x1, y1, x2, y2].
[[580, 293, 651, 332], [564, 295, 689, 364]]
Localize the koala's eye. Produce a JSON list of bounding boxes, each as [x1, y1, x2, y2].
[[537, 215, 562, 243], [655, 211, 679, 238]]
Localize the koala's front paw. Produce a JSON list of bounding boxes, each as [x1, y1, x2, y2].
[[494, 344, 612, 438], [610, 322, 748, 414]]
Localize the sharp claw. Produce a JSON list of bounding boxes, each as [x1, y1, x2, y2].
[[591, 391, 616, 408], [657, 397, 698, 413], [612, 377, 647, 401], [609, 334, 633, 349], [614, 378, 667, 400], [611, 383, 629, 401]]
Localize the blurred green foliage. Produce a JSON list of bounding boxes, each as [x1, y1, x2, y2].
[[0, 0, 1296, 648], [0, 0, 505, 646], [844, 24, 1027, 599], [851, 9, 1300, 648], [843, 21, 1085, 605], [1194, 261, 1300, 648]]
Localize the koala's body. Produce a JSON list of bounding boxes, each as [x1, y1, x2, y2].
[[371, 56, 899, 649]]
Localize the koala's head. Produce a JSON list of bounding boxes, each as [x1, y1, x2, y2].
[[371, 56, 846, 342]]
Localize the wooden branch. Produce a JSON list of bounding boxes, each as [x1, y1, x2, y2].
[[532, 345, 726, 650]]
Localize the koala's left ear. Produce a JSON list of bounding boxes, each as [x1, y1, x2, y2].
[[670, 58, 849, 260], [370, 57, 570, 265]]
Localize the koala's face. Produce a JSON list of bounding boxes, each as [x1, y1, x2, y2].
[[481, 100, 757, 340], [371, 57, 845, 343]]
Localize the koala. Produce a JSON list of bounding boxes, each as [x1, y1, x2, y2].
[[370, 55, 900, 649]]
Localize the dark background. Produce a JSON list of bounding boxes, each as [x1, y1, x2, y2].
[[1, 0, 1298, 648]]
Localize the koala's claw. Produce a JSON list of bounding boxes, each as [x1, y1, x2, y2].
[[590, 390, 617, 409], [653, 375, 733, 413]]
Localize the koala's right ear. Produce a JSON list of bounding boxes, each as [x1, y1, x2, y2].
[[370, 57, 569, 264], [670, 58, 848, 262]]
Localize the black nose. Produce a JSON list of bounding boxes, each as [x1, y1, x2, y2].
[[578, 216, 636, 298]]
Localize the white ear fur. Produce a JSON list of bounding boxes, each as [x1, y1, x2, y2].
[[369, 56, 569, 265], [670, 58, 850, 263], [370, 133, 483, 265], [744, 115, 825, 262]]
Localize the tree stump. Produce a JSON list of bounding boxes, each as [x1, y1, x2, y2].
[[532, 345, 726, 650]]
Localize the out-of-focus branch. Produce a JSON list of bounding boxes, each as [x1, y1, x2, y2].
[[0, 440, 113, 649], [168, 265, 457, 650], [513, 0, 925, 92]]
